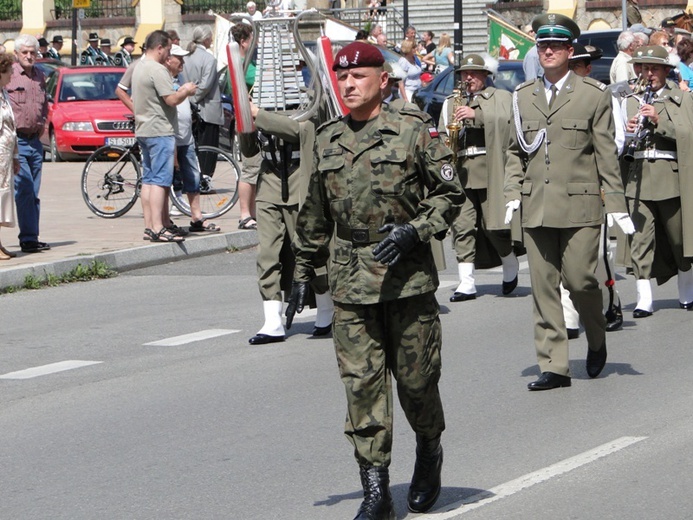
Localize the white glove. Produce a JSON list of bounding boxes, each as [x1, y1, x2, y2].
[[607, 212, 635, 235], [504, 199, 520, 225]]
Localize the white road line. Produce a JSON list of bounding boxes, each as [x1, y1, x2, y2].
[[143, 329, 240, 346], [0, 360, 103, 380], [419, 436, 647, 519]]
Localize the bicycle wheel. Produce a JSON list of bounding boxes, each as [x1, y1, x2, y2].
[[170, 145, 240, 219], [82, 145, 141, 218]]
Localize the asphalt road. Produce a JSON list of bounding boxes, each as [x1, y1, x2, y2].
[[1, 243, 693, 519]]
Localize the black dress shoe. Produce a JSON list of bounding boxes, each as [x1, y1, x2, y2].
[[312, 324, 332, 336], [527, 372, 571, 391], [633, 308, 653, 319], [586, 342, 607, 378], [567, 328, 580, 340], [605, 303, 624, 332], [20, 241, 51, 253], [679, 301, 693, 310], [450, 292, 476, 302], [248, 334, 285, 345], [502, 276, 518, 295]]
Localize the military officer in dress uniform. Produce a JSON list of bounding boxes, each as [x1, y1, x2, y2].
[[504, 13, 634, 391], [240, 101, 334, 345], [439, 54, 520, 302], [622, 45, 693, 316], [113, 36, 136, 67], [286, 42, 463, 519], [80, 33, 108, 66], [46, 35, 63, 61]]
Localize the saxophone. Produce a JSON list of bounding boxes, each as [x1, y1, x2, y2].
[[446, 80, 469, 156]]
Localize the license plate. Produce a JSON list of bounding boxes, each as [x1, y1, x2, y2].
[[106, 137, 136, 147]]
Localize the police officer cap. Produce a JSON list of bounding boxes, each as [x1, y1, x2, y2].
[[569, 43, 603, 63], [51, 35, 63, 44], [661, 17, 676, 28], [88, 32, 100, 42], [629, 45, 674, 67], [122, 36, 136, 46], [532, 13, 580, 42], [457, 54, 492, 73], [100, 38, 111, 47], [332, 41, 384, 71]]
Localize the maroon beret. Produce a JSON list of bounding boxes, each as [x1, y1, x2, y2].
[[332, 41, 385, 71]]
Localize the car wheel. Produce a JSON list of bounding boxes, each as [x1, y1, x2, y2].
[[50, 131, 63, 163]]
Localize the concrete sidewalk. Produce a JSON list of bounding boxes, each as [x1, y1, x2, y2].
[[0, 161, 258, 290]]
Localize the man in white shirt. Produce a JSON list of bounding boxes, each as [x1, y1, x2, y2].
[[610, 30, 638, 84]]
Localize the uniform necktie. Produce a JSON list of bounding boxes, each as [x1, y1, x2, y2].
[[548, 84, 558, 109]]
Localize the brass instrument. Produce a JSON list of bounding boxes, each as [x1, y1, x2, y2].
[[445, 80, 470, 156], [623, 78, 654, 162]]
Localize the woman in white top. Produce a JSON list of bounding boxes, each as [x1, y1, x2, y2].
[[398, 39, 422, 101]]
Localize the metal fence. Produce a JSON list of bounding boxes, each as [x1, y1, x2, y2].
[[52, 0, 136, 20], [0, 0, 21, 22], [181, 0, 267, 15]]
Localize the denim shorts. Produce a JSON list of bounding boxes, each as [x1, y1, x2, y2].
[[176, 144, 201, 193], [138, 136, 175, 187]]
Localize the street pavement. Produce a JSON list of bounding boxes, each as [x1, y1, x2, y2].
[[0, 161, 258, 290], [2, 247, 693, 519]]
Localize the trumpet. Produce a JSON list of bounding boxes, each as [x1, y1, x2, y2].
[[445, 80, 470, 156]]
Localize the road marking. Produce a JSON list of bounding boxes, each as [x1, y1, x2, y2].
[[418, 436, 647, 519], [143, 329, 240, 346], [0, 360, 103, 380]]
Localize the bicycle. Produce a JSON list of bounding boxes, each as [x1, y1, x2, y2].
[[81, 137, 240, 219]]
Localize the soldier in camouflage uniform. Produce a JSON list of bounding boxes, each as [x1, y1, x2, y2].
[[286, 42, 463, 520]]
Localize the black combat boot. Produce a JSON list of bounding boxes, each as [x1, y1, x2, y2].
[[353, 465, 396, 520], [407, 434, 443, 513]]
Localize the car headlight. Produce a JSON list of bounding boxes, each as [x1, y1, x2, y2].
[[62, 122, 94, 132]]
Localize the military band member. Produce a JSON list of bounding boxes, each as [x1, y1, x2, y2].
[[37, 38, 49, 59], [439, 54, 520, 302], [80, 33, 109, 66], [113, 36, 136, 67], [46, 35, 63, 61], [286, 42, 463, 519], [562, 43, 627, 335], [99, 38, 115, 65], [622, 45, 693, 316], [504, 13, 634, 391], [241, 103, 334, 345]]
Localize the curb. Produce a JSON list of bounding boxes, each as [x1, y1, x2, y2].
[[0, 230, 258, 291]]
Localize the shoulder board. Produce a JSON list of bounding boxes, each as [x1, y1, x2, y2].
[[400, 105, 433, 123], [582, 76, 607, 91], [515, 79, 535, 90], [316, 117, 343, 133]]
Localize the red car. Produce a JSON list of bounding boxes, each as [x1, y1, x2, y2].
[[41, 66, 135, 161]]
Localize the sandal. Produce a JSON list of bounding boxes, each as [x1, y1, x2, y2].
[[238, 216, 257, 230], [166, 222, 189, 236], [152, 228, 185, 243], [189, 219, 221, 233], [143, 228, 158, 241]]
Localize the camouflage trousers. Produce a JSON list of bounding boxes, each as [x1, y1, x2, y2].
[[333, 291, 445, 467]]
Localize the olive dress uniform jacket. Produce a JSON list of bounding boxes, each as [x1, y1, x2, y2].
[[293, 103, 464, 305], [622, 81, 693, 281], [505, 72, 628, 224]]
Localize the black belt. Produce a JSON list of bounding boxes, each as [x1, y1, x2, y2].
[[336, 223, 388, 245], [17, 131, 40, 140]]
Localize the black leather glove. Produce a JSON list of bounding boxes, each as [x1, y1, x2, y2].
[[285, 281, 309, 329], [372, 223, 420, 266]]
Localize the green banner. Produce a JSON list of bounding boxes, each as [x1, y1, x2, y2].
[[488, 9, 535, 61]]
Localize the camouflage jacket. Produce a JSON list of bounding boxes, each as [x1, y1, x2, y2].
[[293, 103, 463, 304]]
